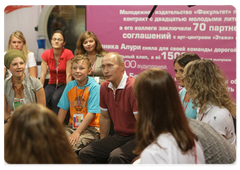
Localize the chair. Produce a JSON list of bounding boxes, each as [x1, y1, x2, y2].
[[233, 117, 237, 146]]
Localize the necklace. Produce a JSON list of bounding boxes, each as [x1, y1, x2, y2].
[[12, 78, 23, 94], [92, 55, 97, 77], [182, 92, 190, 111]]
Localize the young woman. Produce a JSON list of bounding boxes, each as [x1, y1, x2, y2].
[[133, 68, 205, 164], [173, 53, 200, 119], [5, 103, 79, 164], [183, 59, 236, 147], [40, 30, 74, 114], [5, 30, 37, 78], [75, 31, 108, 84], [4, 49, 45, 123]]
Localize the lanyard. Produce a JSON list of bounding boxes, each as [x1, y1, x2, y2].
[[200, 106, 211, 121], [194, 142, 197, 164], [200, 113, 205, 121], [182, 92, 190, 111], [92, 56, 97, 75], [76, 86, 86, 113], [87, 54, 97, 76], [56, 60, 59, 88]]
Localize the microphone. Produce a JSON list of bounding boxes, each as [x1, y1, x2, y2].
[[148, 3, 159, 18]]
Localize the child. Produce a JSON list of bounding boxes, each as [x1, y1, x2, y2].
[[57, 55, 100, 152]]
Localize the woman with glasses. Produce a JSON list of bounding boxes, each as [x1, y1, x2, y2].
[[40, 30, 74, 115]]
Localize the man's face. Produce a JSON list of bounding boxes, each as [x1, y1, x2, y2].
[[101, 54, 124, 84]]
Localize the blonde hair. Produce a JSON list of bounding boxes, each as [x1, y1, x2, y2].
[[183, 59, 236, 118], [71, 54, 92, 71], [7, 31, 30, 61]]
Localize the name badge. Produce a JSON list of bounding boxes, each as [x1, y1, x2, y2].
[[73, 114, 84, 129], [94, 77, 100, 83], [13, 99, 25, 110]]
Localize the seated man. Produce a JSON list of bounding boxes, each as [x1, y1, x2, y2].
[[79, 52, 138, 164]]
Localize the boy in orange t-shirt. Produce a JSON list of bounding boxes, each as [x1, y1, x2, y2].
[[57, 55, 100, 152]]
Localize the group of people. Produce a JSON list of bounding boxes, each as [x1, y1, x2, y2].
[[4, 30, 236, 164]]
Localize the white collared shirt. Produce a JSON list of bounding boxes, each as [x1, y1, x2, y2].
[[108, 71, 128, 96], [196, 104, 236, 147]]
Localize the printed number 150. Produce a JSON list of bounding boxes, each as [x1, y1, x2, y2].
[[161, 52, 181, 60]]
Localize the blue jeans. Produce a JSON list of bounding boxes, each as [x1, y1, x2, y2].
[[44, 84, 66, 114]]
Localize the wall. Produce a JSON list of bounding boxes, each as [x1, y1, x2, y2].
[[3, 5, 237, 101], [4, 6, 42, 56], [87, 5, 236, 100]]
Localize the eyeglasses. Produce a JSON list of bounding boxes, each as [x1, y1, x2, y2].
[[52, 38, 63, 42]]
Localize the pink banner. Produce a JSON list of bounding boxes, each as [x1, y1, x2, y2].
[[87, 5, 236, 101]]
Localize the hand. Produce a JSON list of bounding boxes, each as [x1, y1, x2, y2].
[[7, 118, 11, 123], [4, 116, 11, 124], [68, 131, 80, 146]]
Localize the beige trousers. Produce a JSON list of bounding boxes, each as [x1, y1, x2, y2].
[[65, 125, 100, 152]]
